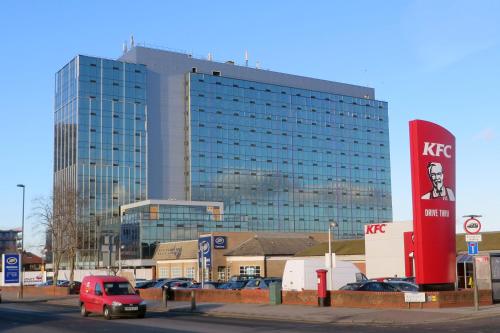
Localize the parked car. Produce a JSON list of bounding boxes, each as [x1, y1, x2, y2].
[[218, 280, 248, 290], [229, 275, 260, 281], [152, 279, 184, 289], [169, 281, 192, 290], [58, 281, 82, 294], [339, 281, 399, 292], [135, 280, 157, 289], [135, 278, 146, 285], [370, 276, 415, 283], [386, 281, 419, 292], [338, 282, 364, 291], [80, 275, 146, 320], [36, 280, 67, 287], [244, 278, 282, 290], [188, 281, 220, 289]]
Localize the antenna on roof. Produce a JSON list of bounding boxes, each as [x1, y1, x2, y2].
[[123, 41, 128, 54], [207, 52, 213, 61], [245, 50, 249, 67], [130, 35, 135, 48], [256, 61, 261, 69]]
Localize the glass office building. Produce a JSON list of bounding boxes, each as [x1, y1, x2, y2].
[[55, 46, 392, 265], [188, 73, 391, 238], [54, 55, 147, 266]]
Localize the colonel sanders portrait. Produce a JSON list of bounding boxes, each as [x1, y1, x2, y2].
[[421, 162, 455, 201]]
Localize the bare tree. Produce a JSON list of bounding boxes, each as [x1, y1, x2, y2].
[[53, 182, 80, 283], [32, 194, 63, 285], [32, 183, 81, 285]]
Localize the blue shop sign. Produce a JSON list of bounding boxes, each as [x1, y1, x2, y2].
[[4, 253, 21, 284]]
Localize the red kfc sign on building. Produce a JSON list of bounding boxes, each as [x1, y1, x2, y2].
[[365, 223, 387, 235], [410, 120, 456, 287]]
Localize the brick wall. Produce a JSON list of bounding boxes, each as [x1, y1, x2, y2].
[[332, 291, 405, 308], [331, 289, 493, 309], [282, 290, 319, 306], [138, 288, 164, 301], [1, 286, 69, 297], [138, 287, 493, 309], [173, 289, 269, 304]]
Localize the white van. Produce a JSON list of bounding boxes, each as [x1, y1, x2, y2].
[[282, 258, 366, 291]]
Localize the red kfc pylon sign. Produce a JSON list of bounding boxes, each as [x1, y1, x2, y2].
[[410, 120, 456, 286]]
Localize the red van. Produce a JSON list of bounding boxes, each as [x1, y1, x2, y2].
[[80, 275, 146, 319]]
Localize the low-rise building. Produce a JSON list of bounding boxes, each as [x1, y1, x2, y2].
[[153, 232, 327, 281], [0, 228, 21, 254], [224, 236, 318, 278]]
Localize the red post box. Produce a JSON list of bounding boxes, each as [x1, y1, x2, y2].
[[316, 269, 328, 307]]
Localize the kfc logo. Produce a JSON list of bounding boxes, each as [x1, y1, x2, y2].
[[422, 142, 452, 158], [365, 223, 386, 234]]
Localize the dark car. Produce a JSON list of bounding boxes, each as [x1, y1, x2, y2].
[[386, 281, 419, 292], [229, 275, 260, 282], [339, 282, 364, 291], [218, 280, 248, 290], [135, 280, 157, 289], [339, 281, 399, 292], [371, 276, 415, 283], [37, 280, 69, 287], [169, 281, 192, 290], [69, 281, 82, 294], [57, 280, 81, 294], [243, 278, 282, 290], [188, 282, 220, 289], [151, 279, 179, 289]]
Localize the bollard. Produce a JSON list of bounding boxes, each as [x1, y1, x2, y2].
[[190, 290, 196, 311], [163, 287, 168, 308]]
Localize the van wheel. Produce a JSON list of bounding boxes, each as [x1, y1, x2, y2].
[[103, 305, 112, 320], [80, 303, 88, 317]]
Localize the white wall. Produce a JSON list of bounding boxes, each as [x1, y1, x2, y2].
[[365, 221, 413, 279], [54, 268, 153, 282]]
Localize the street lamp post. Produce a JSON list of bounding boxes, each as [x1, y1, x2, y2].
[[328, 222, 338, 292], [118, 244, 125, 273], [16, 184, 25, 299], [118, 207, 126, 274]]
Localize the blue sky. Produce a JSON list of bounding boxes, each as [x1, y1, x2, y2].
[[1, 1, 499, 253]]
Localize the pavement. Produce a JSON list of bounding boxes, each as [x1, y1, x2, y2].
[[3, 291, 500, 325]]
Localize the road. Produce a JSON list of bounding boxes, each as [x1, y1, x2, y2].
[[1, 301, 500, 333]]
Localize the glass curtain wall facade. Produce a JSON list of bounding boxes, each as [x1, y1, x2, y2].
[[188, 73, 392, 238], [120, 201, 223, 259], [54, 55, 147, 267]]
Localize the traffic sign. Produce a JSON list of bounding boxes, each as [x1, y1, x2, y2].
[[464, 218, 481, 234], [468, 242, 479, 255], [465, 234, 482, 242]]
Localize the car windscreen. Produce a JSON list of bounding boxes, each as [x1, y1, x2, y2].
[[104, 282, 135, 295]]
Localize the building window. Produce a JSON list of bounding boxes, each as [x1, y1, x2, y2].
[[217, 266, 226, 281], [185, 267, 195, 279], [159, 267, 169, 278], [239, 266, 261, 276], [171, 267, 182, 278]]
